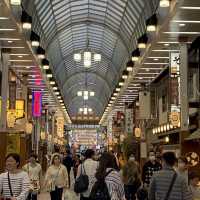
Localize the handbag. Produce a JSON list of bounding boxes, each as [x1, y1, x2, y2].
[[74, 164, 89, 193], [163, 172, 177, 200], [46, 166, 61, 192]]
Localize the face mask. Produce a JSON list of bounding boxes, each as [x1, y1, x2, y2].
[[149, 156, 156, 161], [129, 156, 135, 161]]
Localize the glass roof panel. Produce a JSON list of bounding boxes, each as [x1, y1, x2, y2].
[[27, 0, 159, 117]]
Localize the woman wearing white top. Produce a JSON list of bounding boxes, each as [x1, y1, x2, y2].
[[0, 153, 30, 200], [44, 153, 69, 200], [22, 154, 42, 200]]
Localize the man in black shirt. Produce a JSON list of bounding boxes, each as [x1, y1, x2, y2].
[[63, 150, 73, 187], [142, 151, 162, 187]]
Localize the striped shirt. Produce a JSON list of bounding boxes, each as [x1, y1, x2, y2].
[[149, 166, 192, 200], [0, 171, 30, 200], [105, 168, 125, 200]]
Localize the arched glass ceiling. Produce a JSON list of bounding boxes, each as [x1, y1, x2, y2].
[[24, 0, 159, 117]]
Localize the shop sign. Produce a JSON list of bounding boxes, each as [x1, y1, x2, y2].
[[135, 127, 141, 138], [57, 117, 64, 138], [125, 108, 133, 134], [9, 81, 16, 109], [169, 112, 180, 127], [170, 52, 180, 76], [25, 123, 33, 134], [7, 109, 16, 128], [32, 91, 42, 117]]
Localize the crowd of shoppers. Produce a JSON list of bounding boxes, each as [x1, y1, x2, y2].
[[0, 149, 200, 200]]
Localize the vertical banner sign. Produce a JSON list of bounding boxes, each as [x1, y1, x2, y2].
[[57, 117, 64, 138], [9, 81, 16, 109], [125, 108, 133, 134], [107, 116, 113, 146], [169, 52, 181, 127], [32, 91, 42, 117]]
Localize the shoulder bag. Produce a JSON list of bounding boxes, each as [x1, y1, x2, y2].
[[7, 172, 13, 198], [46, 166, 61, 192], [74, 164, 89, 193], [163, 172, 177, 200]]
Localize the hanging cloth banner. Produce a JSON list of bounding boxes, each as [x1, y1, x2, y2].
[[32, 91, 42, 117]]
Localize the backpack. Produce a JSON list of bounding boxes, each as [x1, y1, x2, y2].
[[90, 169, 113, 200], [74, 164, 89, 193]]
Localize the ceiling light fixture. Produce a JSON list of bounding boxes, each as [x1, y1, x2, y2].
[[119, 78, 124, 86], [122, 70, 129, 79], [30, 31, 40, 47], [116, 87, 121, 92], [37, 46, 45, 59], [0, 17, 9, 20], [10, 0, 21, 5], [132, 48, 140, 61], [146, 14, 157, 32], [180, 6, 200, 10], [42, 59, 49, 70], [159, 0, 170, 7], [138, 34, 148, 49], [0, 28, 15, 31], [126, 60, 134, 71], [164, 31, 200, 34], [179, 23, 186, 27], [0, 38, 20, 41], [46, 69, 52, 78], [21, 10, 32, 30]]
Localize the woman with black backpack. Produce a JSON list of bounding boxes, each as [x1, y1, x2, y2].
[[90, 152, 126, 200]]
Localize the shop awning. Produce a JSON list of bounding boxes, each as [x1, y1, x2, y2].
[[185, 129, 200, 141]]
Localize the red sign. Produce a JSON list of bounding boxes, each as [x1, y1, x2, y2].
[[32, 91, 42, 117]]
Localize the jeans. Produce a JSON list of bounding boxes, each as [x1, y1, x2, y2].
[[50, 187, 63, 200], [80, 195, 91, 200], [27, 192, 37, 200], [124, 185, 137, 200]]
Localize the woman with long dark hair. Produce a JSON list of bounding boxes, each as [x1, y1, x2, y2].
[[122, 160, 141, 200], [95, 152, 125, 200]]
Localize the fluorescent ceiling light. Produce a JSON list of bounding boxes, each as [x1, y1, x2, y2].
[[0, 28, 15, 31], [180, 6, 200, 10], [2, 46, 24, 49], [10, 53, 29, 56], [9, 60, 32, 62], [164, 31, 200, 34], [0, 38, 20, 41], [90, 91, 95, 96], [10, 0, 21, 5], [179, 23, 186, 27], [138, 72, 159, 75], [148, 56, 169, 59], [74, 53, 81, 62], [94, 54, 101, 62], [0, 17, 9, 20], [144, 63, 168, 65], [160, 0, 170, 7], [172, 20, 200, 24], [152, 49, 180, 52]]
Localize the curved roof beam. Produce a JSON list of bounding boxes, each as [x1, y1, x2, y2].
[[46, 20, 129, 53], [62, 71, 113, 93]]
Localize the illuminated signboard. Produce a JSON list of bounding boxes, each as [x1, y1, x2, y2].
[[0, 99, 24, 119], [32, 91, 42, 117]]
